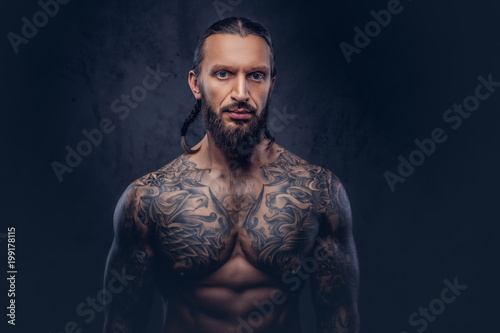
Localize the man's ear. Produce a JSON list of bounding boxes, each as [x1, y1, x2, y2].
[[188, 70, 202, 100], [269, 76, 276, 97]]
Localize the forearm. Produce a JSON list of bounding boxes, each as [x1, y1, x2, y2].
[[103, 266, 155, 332], [104, 314, 136, 333], [313, 253, 360, 333], [312, 229, 359, 332], [103, 242, 155, 332], [317, 302, 359, 333]]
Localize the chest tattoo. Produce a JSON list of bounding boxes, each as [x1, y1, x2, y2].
[[131, 150, 332, 274]]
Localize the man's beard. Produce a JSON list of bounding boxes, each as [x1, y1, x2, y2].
[[200, 91, 271, 161]]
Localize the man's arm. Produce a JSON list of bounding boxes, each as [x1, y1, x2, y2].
[[311, 171, 360, 333], [103, 182, 156, 333]]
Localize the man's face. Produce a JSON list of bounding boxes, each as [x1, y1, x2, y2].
[[190, 33, 275, 160]]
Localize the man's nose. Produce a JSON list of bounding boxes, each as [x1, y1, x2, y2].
[[231, 74, 249, 102]]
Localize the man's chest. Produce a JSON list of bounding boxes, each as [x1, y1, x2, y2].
[[147, 176, 327, 278], [138, 156, 331, 277]]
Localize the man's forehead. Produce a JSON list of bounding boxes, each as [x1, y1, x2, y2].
[[202, 33, 271, 72]]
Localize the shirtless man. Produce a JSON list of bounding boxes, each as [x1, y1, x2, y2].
[[103, 17, 359, 333]]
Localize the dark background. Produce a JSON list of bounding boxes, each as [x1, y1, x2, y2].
[[2, 0, 499, 332]]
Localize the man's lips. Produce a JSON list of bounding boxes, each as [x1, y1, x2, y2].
[[227, 108, 252, 113], [225, 108, 254, 120]]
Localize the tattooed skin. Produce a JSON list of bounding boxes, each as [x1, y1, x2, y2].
[[311, 171, 360, 333], [104, 147, 359, 333]]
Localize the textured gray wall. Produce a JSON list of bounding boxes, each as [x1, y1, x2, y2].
[[2, 0, 500, 332]]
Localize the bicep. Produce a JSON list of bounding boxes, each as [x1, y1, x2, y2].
[[103, 185, 156, 332], [310, 173, 359, 332]]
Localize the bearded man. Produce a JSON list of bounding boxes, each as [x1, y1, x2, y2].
[[104, 17, 360, 333]]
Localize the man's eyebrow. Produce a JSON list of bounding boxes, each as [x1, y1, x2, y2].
[[209, 64, 270, 74], [249, 65, 270, 73]]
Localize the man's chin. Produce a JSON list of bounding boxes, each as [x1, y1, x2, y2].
[[201, 97, 269, 161], [225, 118, 251, 127], [209, 128, 263, 161], [222, 117, 258, 136]]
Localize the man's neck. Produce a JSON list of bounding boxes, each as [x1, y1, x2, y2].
[[192, 133, 278, 174]]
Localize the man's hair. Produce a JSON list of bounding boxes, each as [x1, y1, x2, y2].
[[192, 16, 277, 78], [181, 17, 277, 154]]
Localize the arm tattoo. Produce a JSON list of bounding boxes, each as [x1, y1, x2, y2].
[[312, 171, 360, 333]]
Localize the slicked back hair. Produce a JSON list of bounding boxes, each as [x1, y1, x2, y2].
[[192, 16, 277, 78]]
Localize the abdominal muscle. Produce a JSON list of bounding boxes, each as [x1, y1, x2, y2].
[[160, 243, 302, 333]]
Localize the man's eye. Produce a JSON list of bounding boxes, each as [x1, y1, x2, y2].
[[216, 71, 229, 79], [251, 73, 265, 80]]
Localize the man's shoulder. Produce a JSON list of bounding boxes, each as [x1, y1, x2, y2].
[[273, 147, 347, 216], [271, 147, 336, 182], [129, 153, 195, 188], [118, 153, 191, 200], [114, 153, 193, 225]]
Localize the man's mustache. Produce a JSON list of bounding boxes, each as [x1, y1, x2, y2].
[[220, 102, 257, 113]]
